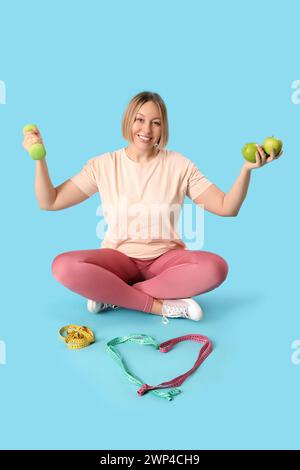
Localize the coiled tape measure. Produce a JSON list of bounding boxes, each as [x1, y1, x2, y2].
[[59, 325, 95, 350]]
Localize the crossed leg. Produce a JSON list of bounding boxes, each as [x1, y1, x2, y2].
[[51, 248, 229, 314], [132, 249, 229, 299], [51, 248, 154, 312]]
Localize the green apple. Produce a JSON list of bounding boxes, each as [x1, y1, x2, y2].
[[242, 143, 258, 163], [262, 136, 283, 156]]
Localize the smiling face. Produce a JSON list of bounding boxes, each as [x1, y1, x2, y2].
[[130, 101, 162, 150]]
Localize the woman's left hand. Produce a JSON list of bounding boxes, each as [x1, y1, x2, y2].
[[243, 144, 284, 171]]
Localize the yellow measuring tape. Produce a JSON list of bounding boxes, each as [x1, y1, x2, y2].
[[59, 325, 95, 350]]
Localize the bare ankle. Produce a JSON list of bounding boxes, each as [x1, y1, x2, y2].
[[150, 298, 164, 315]]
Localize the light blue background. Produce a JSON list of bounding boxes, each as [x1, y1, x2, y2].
[[0, 0, 299, 450]]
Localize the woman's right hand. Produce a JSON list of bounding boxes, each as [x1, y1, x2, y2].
[[22, 128, 45, 153]]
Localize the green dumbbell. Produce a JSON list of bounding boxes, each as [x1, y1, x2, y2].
[[23, 124, 46, 160]]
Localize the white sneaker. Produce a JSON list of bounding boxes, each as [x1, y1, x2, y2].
[[87, 299, 119, 313], [161, 298, 203, 324]]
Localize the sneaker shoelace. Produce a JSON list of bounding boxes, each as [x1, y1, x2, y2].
[[162, 301, 189, 325], [99, 303, 119, 310]]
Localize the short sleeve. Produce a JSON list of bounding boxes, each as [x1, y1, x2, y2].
[[70, 158, 99, 197], [186, 162, 213, 201]]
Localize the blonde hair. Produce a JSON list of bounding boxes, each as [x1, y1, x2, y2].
[[122, 91, 169, 150]]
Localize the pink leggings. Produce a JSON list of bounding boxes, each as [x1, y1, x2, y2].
[[51, 248, 229, 313]]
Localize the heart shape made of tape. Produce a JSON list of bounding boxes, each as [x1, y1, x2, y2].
[[106, 333, 213, 401]]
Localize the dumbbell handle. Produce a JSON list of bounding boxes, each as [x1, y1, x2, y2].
[[23, 124, 46, 160]]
